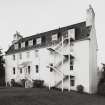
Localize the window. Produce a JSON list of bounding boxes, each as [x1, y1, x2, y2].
[[70, 65, 73, 70], [62, 30, 68, 38], [20, 68, 22, 74], [19, 53, 22, 60], [36, 65, 39, 73], [14, 44, 18, 49], [52, 34, 58, 41], [13, 54, 15, 60], [50, 63, 53, 72], [26, 52, 30, 58], [70, 55, 74, 70], [13, 67, 15, 74], [68, 29, 75, 39], [70, 76, 75, 86], [70, 60, 74, 65], [35, 50, 39, 57], [42, 36, 46, 44], [36, 38, 41, 45], [28, 66, 30, 74], [28, 40, 33, 46], [21, 42, 25, 48]]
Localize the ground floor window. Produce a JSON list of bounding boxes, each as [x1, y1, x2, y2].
[[50, 63, 53, 72], [28, 66, 30, 74], [13, 67, 15, 75], [70, 75, 75, 86], [36, 65, 39, 73], [20, 68, 22, 74]]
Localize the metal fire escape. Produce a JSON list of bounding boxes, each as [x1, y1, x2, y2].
[[47, 32, 74, 91]]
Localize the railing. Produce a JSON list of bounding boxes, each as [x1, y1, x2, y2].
[[54, 75, 69, 87]]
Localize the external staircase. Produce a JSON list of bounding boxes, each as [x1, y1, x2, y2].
[[47, 35, 74, 90]]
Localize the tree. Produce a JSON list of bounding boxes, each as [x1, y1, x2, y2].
[[0, 49, 5, 86]]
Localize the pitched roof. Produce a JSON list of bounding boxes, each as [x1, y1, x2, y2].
[[6, 21, 91, 55]]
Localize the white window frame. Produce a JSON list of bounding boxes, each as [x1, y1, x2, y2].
[[70, 76, 75, 86], [28, 40, 33, 46], [14, 44, 18, 49], [68, 29, 75, 39], [21, 42, 25, 48], [52, 34, 58, 41], [36, 38, 41, 45]]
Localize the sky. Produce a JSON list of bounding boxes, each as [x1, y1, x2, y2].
[[0, 0, 105, 65]]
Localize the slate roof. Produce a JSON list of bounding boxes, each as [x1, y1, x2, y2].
[[6, 21, 91, 55]]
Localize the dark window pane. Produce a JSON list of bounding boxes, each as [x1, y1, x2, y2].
[[70, 66, 73, 70], [13, 67, 15, 74], [50, 63, 53, 72], [36, 65, 39, 73], [20, 68, 22, 74], [28, 66, 30, 74], [70, 76, 75, 86]]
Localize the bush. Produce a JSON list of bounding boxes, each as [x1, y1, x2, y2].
[[10, 79, 25, 87], [33, 80, 44, 88], [14, 82, 23, 87], [11, 79, 15, 87], [98, 83, 105, 95], [77, 85, 84, 93], [21, 79, 26, 87]]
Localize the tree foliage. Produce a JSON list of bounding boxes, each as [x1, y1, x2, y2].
[[0, 49, 5, 86]]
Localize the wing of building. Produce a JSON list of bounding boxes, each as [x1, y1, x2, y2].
[[5, 5, 99, 94]]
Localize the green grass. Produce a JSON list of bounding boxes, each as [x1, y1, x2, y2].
[[0, 87, 104, 105]]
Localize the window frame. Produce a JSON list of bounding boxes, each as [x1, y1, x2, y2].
[[52, 34, 58, 41], [70, 76, 75, 86], [21, 42, 25, 48], [36, 37, 41, 45], [14, 44, 18, 50], [28, 40, 33, 46]]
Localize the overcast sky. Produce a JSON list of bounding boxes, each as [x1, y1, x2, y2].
[[0, 0, 105, 65]]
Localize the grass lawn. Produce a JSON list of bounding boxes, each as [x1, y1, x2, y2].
[[0, 87, 104, 105]]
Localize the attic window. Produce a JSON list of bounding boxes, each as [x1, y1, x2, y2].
[[68, 29, 75, 40], [28, 40, 33, 46], [21, 42, 25, 48], [14, 44, 18, 49], [52, 34, 58, 41], [36, 38, 41, 45]]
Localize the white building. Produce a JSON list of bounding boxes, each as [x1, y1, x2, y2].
[[5, 5, 99, 94]]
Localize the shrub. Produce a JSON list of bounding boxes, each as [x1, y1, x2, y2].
[[14, 82, 23, 87], [21, 79, 26, 87], [11, 79, 15, 87], [33, 80, 44, 88], [98, 83, 105, 95], [10, 79, 25, 87], [77, 85, 84, 93]]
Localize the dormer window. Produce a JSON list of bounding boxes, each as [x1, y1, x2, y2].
[[28, 40, 33, 46], [68, 29, 75, 40], [36, 38, 41, 45], [14, 44, 18, 49], [52, 34, 58, 41], [21, 42, 25, 48]]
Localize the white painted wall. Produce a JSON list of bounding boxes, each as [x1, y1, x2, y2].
[[5, 39, 96, 93]]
